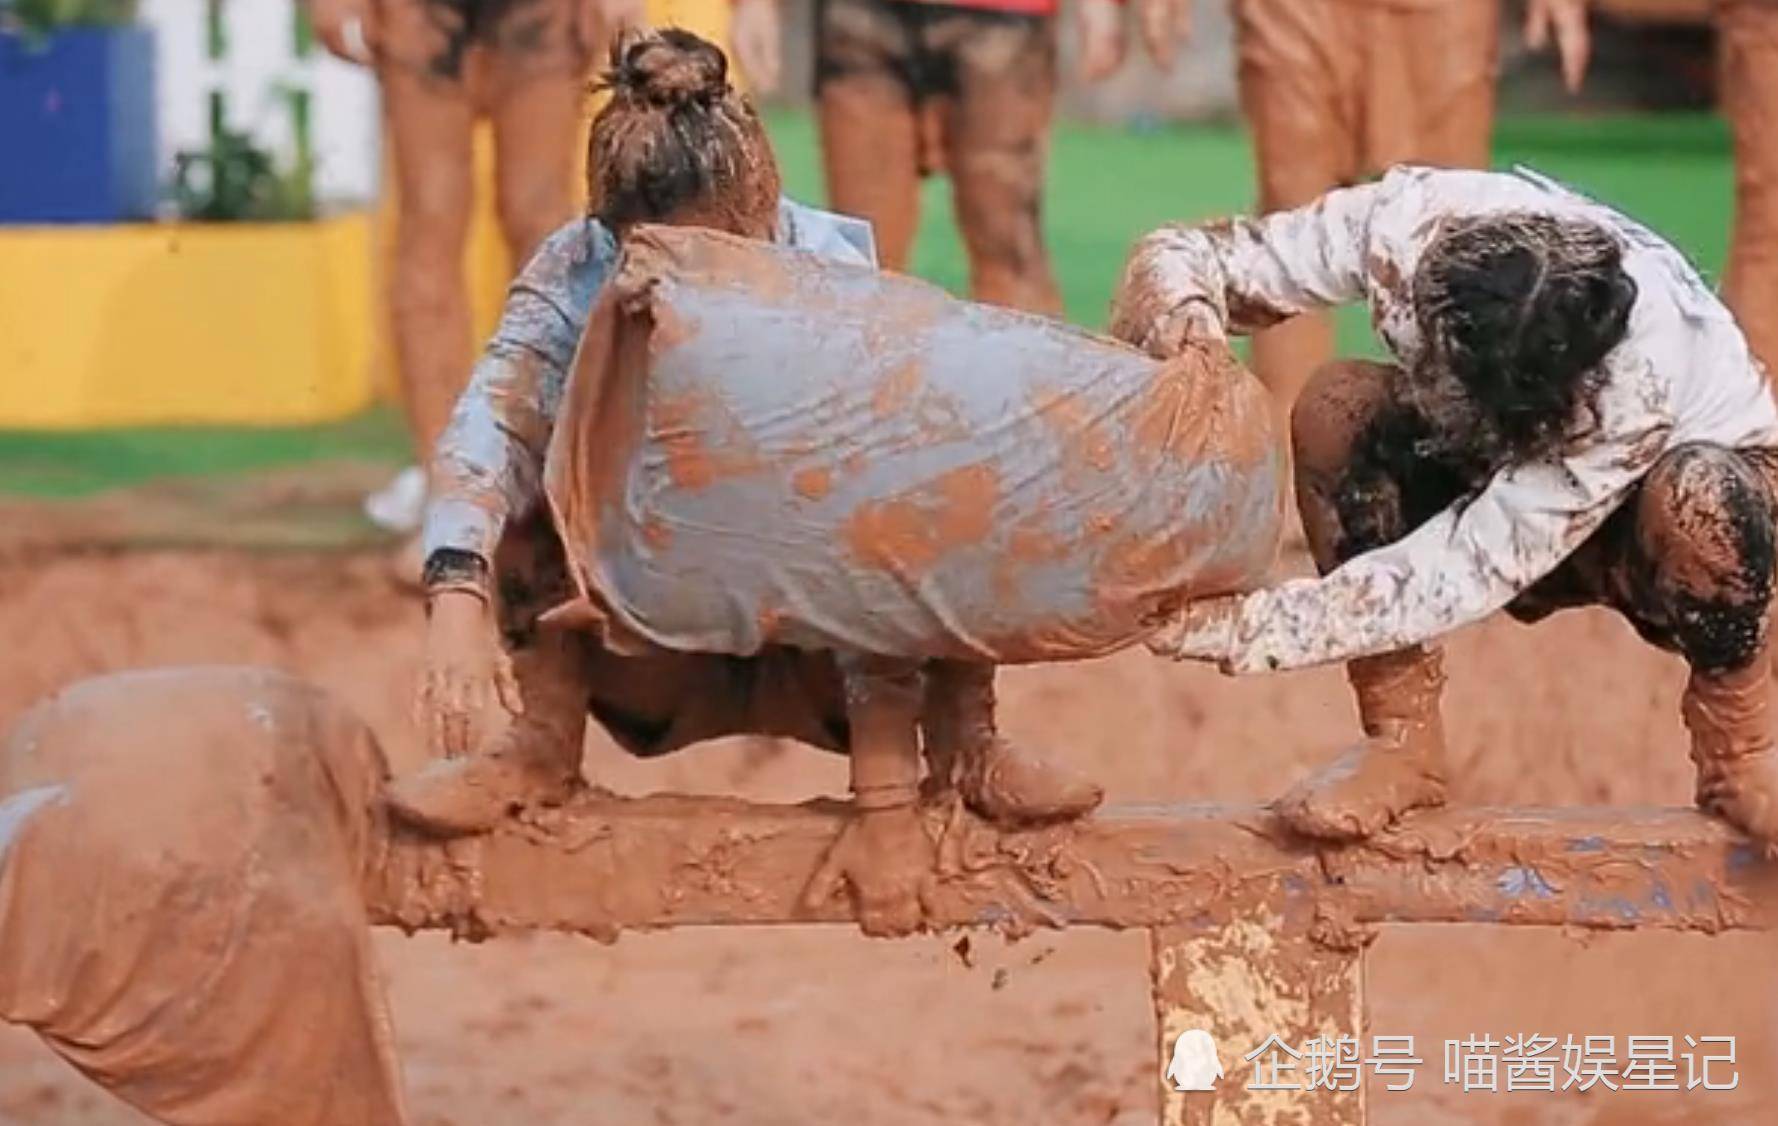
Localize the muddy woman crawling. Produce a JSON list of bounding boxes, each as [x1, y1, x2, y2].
[[388, 29, 1104, 932], [1116, 165, 1778, 846]]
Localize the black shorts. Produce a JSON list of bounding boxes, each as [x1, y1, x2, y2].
[[813, 0, 1055, 106]]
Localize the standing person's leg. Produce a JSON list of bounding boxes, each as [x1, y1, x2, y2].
[[378, 1, 484, 465], [815, 0, 924, 271], [1398, 0, 1499, 169], [929, 8, 1063, 315], [1233, 0, 1359, 431], [1720, 1, 1778, 373], [486, 0, 591, 265]]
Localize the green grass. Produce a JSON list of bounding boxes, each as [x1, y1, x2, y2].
[[0, 111, 1737, 498]]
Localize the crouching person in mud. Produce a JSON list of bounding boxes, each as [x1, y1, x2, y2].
[[1115, 164, 1778, 847], [389, 29, 1106, 934]]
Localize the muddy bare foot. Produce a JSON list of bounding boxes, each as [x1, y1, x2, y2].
[[1696, 749, 1778, 847], [1272, 739, 1447, 842], [385, 754, 580, 836], [959, 737, 1103, 827], [803, 805, 935, 937]]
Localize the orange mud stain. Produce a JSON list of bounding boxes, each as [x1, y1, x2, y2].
[[793, 466, 835, 502], [649, 388, 764, 492], [1029, 388, 1117, 481], [846, 462, 1000, 575], [872, 360, 924, 419], [991, 518, 1072, 602], [641, 517, 673, 551]]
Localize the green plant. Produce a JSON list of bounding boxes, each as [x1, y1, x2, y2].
[[171, 90, 318, 223], [5, 0, 140, 36]]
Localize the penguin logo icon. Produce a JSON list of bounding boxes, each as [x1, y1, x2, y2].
[[1166, 1029, 1224, 1091]]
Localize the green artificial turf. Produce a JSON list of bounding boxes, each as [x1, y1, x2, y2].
[[0, 111, 1736, 498]]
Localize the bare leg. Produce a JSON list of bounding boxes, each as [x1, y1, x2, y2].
[[802, 657, 933, 936], [488, 73, 585, 266], [1720, 1, 1778, 374], [1233, 0, 1353, 431], [1275, 360, 1450, 839], [380, 65, 477, 464], [936, 11, 1063, 315], [1622, 446, 1778, 844], [818, 78, 922, 272], [922, 660, 1102, 824], [814, 0, 923, 271]]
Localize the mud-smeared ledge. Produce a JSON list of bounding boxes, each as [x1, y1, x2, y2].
[[370, 796, 1778, 944]]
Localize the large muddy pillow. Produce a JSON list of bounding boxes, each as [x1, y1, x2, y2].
[[545, 225, 1285, 664]]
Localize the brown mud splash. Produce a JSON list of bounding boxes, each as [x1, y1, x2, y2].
[[4, 546, 1778, 1121]]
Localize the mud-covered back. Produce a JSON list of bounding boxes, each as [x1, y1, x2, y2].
[[0, 668, 407, 1126], [545, 226, 1284, 663]]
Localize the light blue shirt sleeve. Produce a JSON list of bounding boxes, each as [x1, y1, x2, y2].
[[422, 200, 880, 569]]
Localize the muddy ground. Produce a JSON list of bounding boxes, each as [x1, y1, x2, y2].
[[0, 543, 1770, 1124]]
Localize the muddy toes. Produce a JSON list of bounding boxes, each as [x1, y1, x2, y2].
[[386, 757, 577, 837], [1270, 745, 1446, 842], [962, 738, 1104, 827]]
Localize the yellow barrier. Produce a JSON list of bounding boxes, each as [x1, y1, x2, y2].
[[1, 0, 733, 430], [0, 215, 375, 429]]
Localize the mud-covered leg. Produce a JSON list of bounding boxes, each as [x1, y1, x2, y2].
[[939, 10, 1063, 316], [1627, 445, 1778, 845], [802, 656, 933, 936], [922, 660, 1102, 825], [1275, 360, 1452, 840]]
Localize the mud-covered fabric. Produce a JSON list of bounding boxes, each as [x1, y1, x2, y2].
[[544, 225, 1284, 664], [1115, 164, 1778, 673], [0, 668, 406, 1126], [423, 199, 877, 570]]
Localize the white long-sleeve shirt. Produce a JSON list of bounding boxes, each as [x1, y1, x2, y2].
[[1116, 165, 1778, 673]]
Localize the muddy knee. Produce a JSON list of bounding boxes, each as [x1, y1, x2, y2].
[[1634, 444, 1778, 672], [1290, 360, 1400, 568]]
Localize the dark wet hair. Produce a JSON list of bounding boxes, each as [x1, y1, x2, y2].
[[1413, 212, 1638, 461], [587, 28, 782, 239]]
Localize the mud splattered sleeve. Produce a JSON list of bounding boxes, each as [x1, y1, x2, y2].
[[1219, 349, 1676, 673], [421, 220, 617, 571], [1110, 181, 1381, 348], [420, 202, 874, 585]]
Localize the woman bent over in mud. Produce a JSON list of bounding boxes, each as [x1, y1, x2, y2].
[[1116, 165, 1778, 847], [390, 29, 1103, 932]]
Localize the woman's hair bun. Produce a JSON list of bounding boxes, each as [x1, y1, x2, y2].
[[607, 27, 730, 108]]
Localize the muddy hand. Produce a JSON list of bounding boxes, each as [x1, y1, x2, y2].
[[419, 589, 519, 758], [1525, 0, 1589, 93], [802, 805, 936, 937], [307, 0, 378, 64], [1139, 298, 1226, 360], [1145, 595, 1241, 669], [731, 0, 783, 94], [1135, 0, 1192, 72]]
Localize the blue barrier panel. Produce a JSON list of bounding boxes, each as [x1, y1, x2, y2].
[[0, 26, 158, 224]]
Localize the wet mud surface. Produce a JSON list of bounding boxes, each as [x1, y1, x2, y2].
[[0, 547, 1772, 1123]]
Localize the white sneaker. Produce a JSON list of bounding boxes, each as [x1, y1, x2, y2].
[[364, 465, 427, 534]]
